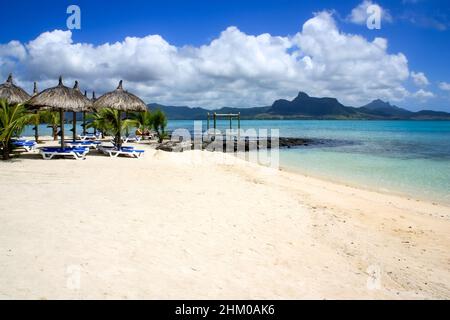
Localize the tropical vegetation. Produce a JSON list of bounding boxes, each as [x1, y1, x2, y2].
[[0, 102, 169, 161], [88, 108, 136, 146], [28, 111, 42, 142], [151, 109, 168, 143], [39, 111, 60, 141], [0, 99, 33, 160], [130, 110, 153, 135]]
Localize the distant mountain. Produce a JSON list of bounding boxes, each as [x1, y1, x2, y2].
[[268, 92, 357, 118], [412, 110, 450, 120], [148, 92, 450, 120], [359, 99, 413, 118], [148, 103, 211, 120], [148, 103, 268, 120]]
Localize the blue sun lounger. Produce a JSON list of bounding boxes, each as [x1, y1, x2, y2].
[[66, 140, 101, 149], [12, 139, 37, 152], [40, 147, 89, 160], [98, 145, 145, 158], [110, 135, 142, 144], [123, 135, 142, 143], [77, 133, 101, 141]]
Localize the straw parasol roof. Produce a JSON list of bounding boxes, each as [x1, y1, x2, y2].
[[27, 76, 92, 112], [93, 80, 147, 112], [0, 74, 31, 104]]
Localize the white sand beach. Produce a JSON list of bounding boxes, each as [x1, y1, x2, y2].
[[0, 138, 449, 299]]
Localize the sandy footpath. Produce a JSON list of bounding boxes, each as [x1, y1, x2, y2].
[[0, 137, 449, 299]]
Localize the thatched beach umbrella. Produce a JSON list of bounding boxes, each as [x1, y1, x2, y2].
[[0, 74, 31, 105], [27, 76, 92, 149], [93, 80, 146, 147]]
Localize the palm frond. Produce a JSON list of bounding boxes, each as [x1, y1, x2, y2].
[[0, 99, 34, 159]]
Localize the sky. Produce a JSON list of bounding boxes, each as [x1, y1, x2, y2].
[[0, 0, 449, 111]]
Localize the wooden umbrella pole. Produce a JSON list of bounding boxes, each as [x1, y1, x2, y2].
[[73, 112, 77, 142], [82, 111, 86, 135], [34, 110, 39, 142], [125, 111, 129, 137], [60, 109, 65, 149], [117, 111, 122, 149]]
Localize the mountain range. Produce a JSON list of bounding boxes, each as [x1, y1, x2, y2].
[[148, 92, 450, 120]]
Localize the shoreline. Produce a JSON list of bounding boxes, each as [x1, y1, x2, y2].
[[1, 137, 449, 299], [279, 164, 450, 207], [12, 135, 449, 207], [20, 134, 447, 205]]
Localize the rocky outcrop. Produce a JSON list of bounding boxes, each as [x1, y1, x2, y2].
[[156, 140, 193, 152], [156, 137, 316, 152]]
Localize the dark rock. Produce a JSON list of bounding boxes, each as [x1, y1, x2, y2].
[[202, 137, 314, 152], [156, 140, 192, 152], [156, 136, 346, 153]]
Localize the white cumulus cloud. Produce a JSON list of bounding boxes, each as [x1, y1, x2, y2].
[[411, 71, 429, 87], [413, 89, 434, 100], [439, 82, 450, 91], [0, 11, 410, 108]]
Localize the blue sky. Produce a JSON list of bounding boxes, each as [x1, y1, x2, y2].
[[1, 0, 449, 110]]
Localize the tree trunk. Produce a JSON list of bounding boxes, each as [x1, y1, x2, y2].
[[34, 125, 39, 143], [53, 126, 58, 140], [2, 144, 9, 160]]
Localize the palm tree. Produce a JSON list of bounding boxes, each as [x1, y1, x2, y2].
[[130, 110, 153, 136], [28, 111, 42, 142], [87, 110, 111, 138], [40, 110, 60, 141], [0, 99, 33, 160], [151, 109, 168, 143], [89, 108, 136, 146]]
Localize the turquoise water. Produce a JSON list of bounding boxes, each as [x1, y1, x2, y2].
[[168, 120, 450, 203], [23, 120, 450, 203]]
